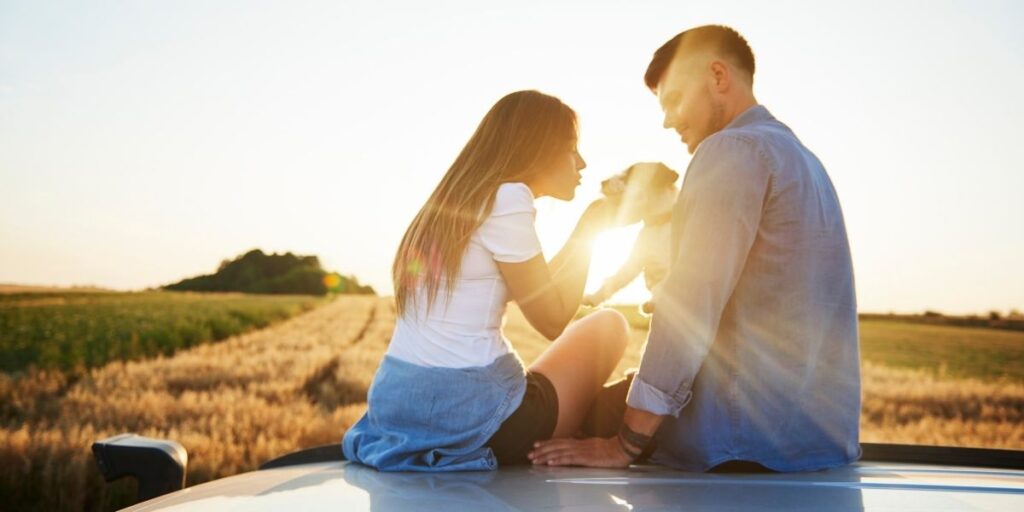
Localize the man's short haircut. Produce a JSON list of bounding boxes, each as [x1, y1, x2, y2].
[[644, 25, 756, 91]]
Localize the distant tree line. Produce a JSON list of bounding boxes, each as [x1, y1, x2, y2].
[[859, 310, 1024, 333], [163, 249, 375, 296]]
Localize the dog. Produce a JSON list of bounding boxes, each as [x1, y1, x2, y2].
[[584, 162, 679, 314]]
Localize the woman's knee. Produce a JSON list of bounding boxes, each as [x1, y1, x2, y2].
[[586, 309, 629, 356]]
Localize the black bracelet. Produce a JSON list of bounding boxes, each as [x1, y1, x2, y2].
[[616, 433, 643, 461], [618, 423, 653, 452]]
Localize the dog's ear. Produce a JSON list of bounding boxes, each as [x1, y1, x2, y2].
[[653, 163, 679, 187], [622, 164, 636, 182]]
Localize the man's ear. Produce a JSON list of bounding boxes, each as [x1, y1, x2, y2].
[[710, 60, 730, 92]]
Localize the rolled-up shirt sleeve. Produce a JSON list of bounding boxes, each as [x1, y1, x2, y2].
[[626, 133, 771, 417]]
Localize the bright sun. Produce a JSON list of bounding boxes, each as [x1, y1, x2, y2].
[[585, 224, 651, 305], [534, 200, 652, 306]]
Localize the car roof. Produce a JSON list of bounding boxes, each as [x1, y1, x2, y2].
[[124, 460, 1024, 511]]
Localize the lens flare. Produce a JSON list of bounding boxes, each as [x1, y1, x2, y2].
[[323, 273, 342, 290]]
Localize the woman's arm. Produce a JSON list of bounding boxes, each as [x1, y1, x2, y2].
[[497, 200, 611, 340]]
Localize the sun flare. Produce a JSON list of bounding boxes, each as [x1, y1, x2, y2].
[[585, 224, 651, 305]]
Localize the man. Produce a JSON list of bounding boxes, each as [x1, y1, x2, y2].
[[529, 25, 861, 472]]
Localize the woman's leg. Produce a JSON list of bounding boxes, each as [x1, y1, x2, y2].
[[528, 309, 630, 438]]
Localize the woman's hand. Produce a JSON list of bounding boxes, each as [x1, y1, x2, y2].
[[528, 436, 633, 468]]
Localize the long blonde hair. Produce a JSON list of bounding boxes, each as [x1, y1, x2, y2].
[[393, 90, 578, 316]]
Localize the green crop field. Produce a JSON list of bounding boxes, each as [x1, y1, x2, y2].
[[0, 291, 326, 373], [859, 319, 1024, 382]]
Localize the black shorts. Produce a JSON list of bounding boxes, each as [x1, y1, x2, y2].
[[485, 371, 559, 466]]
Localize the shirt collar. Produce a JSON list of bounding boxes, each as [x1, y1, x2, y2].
[[723, 104, 773, 130]]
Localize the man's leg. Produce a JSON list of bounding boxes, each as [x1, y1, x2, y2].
[[579, 372, 633, 438], [578, 372, 659, 461]]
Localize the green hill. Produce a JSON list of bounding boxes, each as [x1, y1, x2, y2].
[[163, 249, 374, 296]]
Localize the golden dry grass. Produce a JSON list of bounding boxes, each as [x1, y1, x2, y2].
[[1, 296, 1021, 511], [859, 362, 1024, 447], [505, 304, 1024, 449], [0, 296, 388, 510]]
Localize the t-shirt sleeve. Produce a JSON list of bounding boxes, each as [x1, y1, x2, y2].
[[477, 183, 544, 263]]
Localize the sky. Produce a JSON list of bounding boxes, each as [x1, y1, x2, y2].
[[1, 0, 1022, 314]]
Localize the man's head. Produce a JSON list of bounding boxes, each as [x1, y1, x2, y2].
[[645, 25, 757, 154]]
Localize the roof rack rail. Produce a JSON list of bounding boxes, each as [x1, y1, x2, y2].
[[260, 444, 347, 470], [258, 443, 1024, 471], [860, 443, 1024, 470]]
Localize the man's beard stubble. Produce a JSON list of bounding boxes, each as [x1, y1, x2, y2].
[[707, 88, 728, 137], [691, 88, 727, 154]]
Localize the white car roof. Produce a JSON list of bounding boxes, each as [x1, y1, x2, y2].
[[124, 460, 1024, 511]]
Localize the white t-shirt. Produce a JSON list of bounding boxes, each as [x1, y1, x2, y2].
[[385, 182, 544, 368]]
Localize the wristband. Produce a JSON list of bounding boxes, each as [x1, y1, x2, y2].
[[616, 433, 643, 461], [618, 423, 653, 452]]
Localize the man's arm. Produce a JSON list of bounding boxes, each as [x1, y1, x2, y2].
[[530, 134, 771, 467]]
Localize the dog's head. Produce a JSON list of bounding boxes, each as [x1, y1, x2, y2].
[[601, 162, 679, 224], [601, 162, 679, 197]]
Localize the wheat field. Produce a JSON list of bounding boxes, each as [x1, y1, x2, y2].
[[1, 296, 1022, 511]]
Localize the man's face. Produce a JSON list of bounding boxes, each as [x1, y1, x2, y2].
[[656, 55, 726, 155]]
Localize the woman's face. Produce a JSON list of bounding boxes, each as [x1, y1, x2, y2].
[[531, 142, 586, 201]]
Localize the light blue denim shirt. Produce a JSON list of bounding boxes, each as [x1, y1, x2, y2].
[[626, 105, 862, 472], [342, 352, 526, 471]]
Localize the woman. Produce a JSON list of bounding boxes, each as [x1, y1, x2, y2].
[[343, 90, 630, 471]]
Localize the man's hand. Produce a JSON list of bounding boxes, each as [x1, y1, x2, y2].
[[527, 436, 632, 468]]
